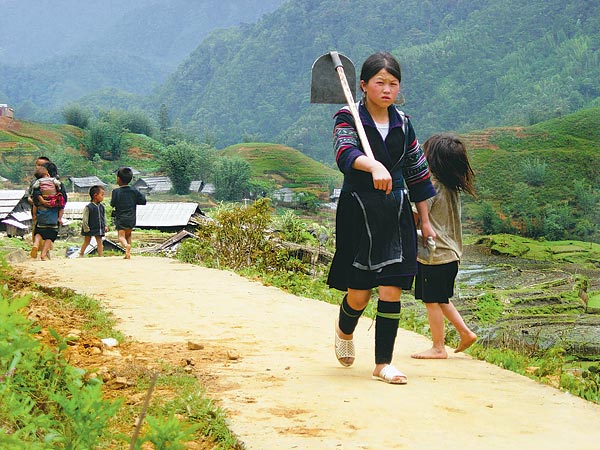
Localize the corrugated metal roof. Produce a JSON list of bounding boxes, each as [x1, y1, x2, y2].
[[136, 202, 200, 227], [0, 190, 27, 200], [2, 218, 28, 230], [0, 190, 27, 217], [62, 201, 202, 227], [189, 180, 202, 192], [62, 201, 89, 220], [135, 176, 172, 192], [69, 176, 107, 187], [201, 183, 215, 194], [10, 210, 32, 222]]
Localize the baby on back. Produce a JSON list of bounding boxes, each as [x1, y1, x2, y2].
[[31, 163, 63, 208]]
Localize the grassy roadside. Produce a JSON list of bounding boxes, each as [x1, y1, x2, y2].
[[0, 249, 244, 449]]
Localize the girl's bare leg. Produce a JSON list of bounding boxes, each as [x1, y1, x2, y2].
[[440, 302, 477, 352], [411, 303, 449, 359], [40, 239, 53, 260], [31, 234, 42, 258]]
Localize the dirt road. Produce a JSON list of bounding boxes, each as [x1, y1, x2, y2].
[[16, 256, 600, 450]]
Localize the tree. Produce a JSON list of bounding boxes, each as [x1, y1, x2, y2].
[[99, 109, 155, 137], [119, 109, 155, 136], [213, 157, 251, 201], [160, 141, 207, 195], [476, 201, 504, 235], [521, 157, 546, 187], [85, 121, 122, 160], [62, 104, 92, 129], [158, 103, 171, 142]]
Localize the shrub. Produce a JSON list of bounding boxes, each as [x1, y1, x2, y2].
[[62, 104, 92, 129], [521, 157, 547, 186], [85, 120, 123, 160], [273, 210, 314, 244], [213, 157, 251, 201]]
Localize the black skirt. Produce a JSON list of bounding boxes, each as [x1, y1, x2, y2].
[[327, 189, 417, 291]]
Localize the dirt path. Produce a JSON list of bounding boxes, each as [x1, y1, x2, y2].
[[16, 256, 600, 450]]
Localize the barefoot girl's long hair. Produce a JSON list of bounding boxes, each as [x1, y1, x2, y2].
[[422, 133, 476, 197]]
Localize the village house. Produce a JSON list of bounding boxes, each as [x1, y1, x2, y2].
[[0, 190, 32, 237], [63, 201, 206, 233], [272, 187, 295, 204], [134, 176, 210, 195], [133, 176, 172, 194], [0, 104, 15, 119], [68, 176, 107, 194]]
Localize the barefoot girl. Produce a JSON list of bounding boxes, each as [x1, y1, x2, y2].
[[411, 134, 477, 359]]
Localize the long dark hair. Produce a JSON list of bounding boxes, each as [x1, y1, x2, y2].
[[43, 161, 58, 178], [360, 51, 401, 84], [422, 133, 476, 197]]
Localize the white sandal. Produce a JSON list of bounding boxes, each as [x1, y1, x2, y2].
[[334, 320, 355, 367], [373, 364, 408, 385]]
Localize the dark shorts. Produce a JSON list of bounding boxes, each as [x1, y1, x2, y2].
[[414, 261, 459, 304], [37, 227, 59, 242], [114, 216, 135, 231]]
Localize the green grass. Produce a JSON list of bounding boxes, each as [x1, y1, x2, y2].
[[475, 234, 600, 268], [220, 142, 342, 196], [589, 292, 600, 309], [464, 107, 600, 209]]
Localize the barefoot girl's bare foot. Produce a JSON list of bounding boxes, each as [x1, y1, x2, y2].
[[455, 332, 477, 353], [125, 244, 131, 259], [411, 347, 448, 359]]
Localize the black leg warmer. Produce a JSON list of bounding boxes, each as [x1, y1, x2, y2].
[[338, 294, 365, 336], [375, 299, 402, 365]]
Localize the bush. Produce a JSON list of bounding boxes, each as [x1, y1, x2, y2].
[[476, 201, 505, 234], [178, 199, 312, 275], [273, 210, 315, 244], [62, 104, 92, 129], [181, 199, 274, 270], [521, 157, 547, 186], [85, 120, 123, 160], [213, 157, 251, 201]]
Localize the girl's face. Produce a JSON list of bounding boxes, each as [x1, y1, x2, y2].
[[360, 69, 400, 111]]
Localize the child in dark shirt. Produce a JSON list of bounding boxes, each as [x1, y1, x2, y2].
[[110, 167, 146, 259]]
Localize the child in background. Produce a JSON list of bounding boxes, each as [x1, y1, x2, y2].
[[31, 162, 65, 208], [30, 162, 67, 260], [79, 185, 108, 257], [110, 167, 146, 259], [411, 134, 478, 359]]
